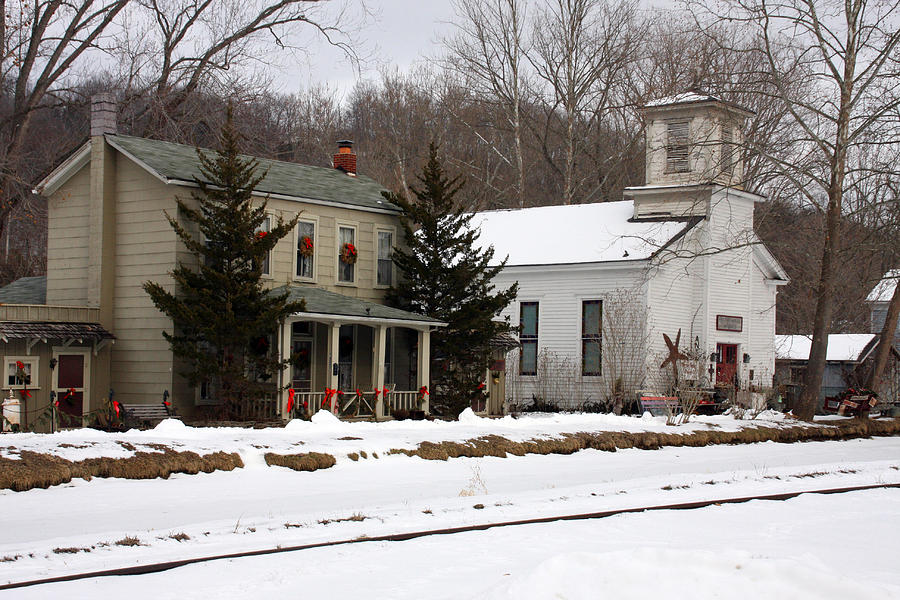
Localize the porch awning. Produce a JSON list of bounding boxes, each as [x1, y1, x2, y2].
[[274, 285, 445, 328], [0, 320, 115, 353], [0, 321, 115, 342]]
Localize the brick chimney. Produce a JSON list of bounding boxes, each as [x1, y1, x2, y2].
[[90, 93, 117, 136], [332, 140, 357, 175]]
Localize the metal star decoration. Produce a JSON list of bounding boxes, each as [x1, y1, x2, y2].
[[660, 328, 689, 386]]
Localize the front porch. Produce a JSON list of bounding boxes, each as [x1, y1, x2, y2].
[[274, 286, 444, 420]]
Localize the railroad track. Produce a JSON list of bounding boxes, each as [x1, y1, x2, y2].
[[2, 481, 898, 592]]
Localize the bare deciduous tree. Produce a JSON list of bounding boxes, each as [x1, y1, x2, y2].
[[689, 0, 900, 419], [443, 0, 529, 207]]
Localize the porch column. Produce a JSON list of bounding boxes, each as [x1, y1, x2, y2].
[[417, 327, 431, 414], [327, 321, 340, 392], [280, 318, 293, 419], [373, 324, 386, 419]]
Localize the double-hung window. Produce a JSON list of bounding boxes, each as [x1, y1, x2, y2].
[[377, 230, 393, 287], [4, 356, 37, 389], [296, 220, 315, 280], [581, 300, 602, 376], [338, 225, 356, 284], [519, 302, 539, 376], [255, 215, 271, 276], [666, 121, 690, 173]]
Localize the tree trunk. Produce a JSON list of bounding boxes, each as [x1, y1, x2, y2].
[[867, 279, 900, 392]]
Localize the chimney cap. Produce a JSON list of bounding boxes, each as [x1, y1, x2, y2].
[[337, 140, 354, 148]]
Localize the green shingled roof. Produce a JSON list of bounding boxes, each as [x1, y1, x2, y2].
[[274, 285, 443, 325], [107, 134, 401, 213], [0, 276, 46, 304]]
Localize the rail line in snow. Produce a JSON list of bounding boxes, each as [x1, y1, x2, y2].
[[2, 481, 898, 591]]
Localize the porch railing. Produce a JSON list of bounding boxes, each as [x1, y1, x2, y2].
[[389, 391, 419, 412], [235, 395, 279, 421], [288, 390, 421, 419]]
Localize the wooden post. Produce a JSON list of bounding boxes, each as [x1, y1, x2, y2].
[[328, 321, 340, 392], [280, 318, 293, 420], [373, 324, 386, 419], [417, 327, 431, 414]]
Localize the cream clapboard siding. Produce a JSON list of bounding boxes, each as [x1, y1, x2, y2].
[[493, 263, 646, 406], [110, 157, 178, 404], [47, 165, 91, 305], [262, 195, 400, 303]]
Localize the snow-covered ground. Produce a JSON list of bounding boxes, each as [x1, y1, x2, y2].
[[1, 412, 898, 597]]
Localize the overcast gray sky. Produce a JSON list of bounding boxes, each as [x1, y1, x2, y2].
[[275, 2, 455, 97]]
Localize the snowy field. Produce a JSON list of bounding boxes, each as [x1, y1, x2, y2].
[[1, 412, 899, 597]]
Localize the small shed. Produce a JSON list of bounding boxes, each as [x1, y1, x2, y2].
[[775, 334, 900, 412]]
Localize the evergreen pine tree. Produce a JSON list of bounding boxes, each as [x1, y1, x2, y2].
[[143, 104, 303, 417], [385, 143, 518, 416]]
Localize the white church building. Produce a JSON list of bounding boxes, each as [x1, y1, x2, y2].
[[475, 92, 789, 410]]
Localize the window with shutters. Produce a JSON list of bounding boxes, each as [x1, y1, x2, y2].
[[520, 302, 539, 376], [666, 121, 690, 173]]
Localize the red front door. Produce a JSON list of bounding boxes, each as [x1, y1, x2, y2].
[[716, 344, 738, 385], [55, 353, 86, 419]]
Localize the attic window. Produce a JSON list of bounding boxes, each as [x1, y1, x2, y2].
[[666, 121, 690, 173]]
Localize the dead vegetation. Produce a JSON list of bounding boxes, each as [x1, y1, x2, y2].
[[388, 419, 900, 461], [264, 451, 336, 472], [168, 532, 190, 542], [0, 449, 244, 492], [318, 513, 367, 525], [53, 547, 90, 554], [114, 536, 142, 547]]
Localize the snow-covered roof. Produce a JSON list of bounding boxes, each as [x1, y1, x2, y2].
[[645, 91, 722, 107], [775, 334, 877, 362], [866, 269, 899, 302], [472, 201, 690, 267]]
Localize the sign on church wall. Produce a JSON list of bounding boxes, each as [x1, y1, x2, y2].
[[716, 315, 743, 332]]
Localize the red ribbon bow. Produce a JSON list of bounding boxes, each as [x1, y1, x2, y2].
[[256, 230, 268, 239], [355, 388, 362, 399], [15, 360, 24, 370], [418, 386, 429, 397], [19, 389, 31, 399], [382, 386, 390, 398], [477, 382, 485, 390], [287, 388, 295, 413], [324, 388, 338, 412], [373, 389, 380, 400], [113, 400, 120, 417]]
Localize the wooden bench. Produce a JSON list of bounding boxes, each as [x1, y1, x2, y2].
[[121, 403, 180, 429], [823, 394, 877, 417], [639, 396, 679, 417]]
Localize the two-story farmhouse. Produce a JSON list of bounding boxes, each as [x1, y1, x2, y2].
[[0, 95, 441, 428], [475, 93, 789, 410]]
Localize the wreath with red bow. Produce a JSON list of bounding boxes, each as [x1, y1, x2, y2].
[[299, 236, 314, 257], [340, 242, 358, 265]]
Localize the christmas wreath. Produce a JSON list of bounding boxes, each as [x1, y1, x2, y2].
[[299, 236, 314, 257], [340, 242, 358, 265]]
